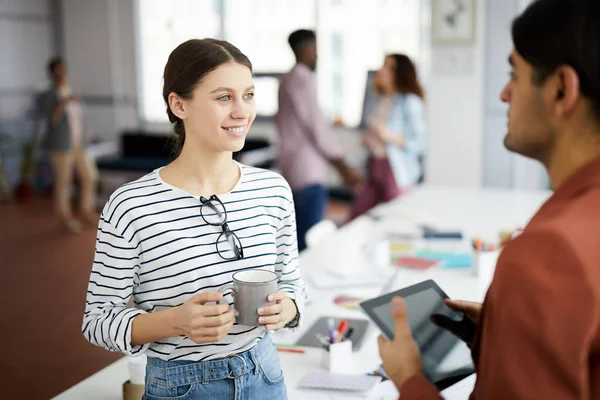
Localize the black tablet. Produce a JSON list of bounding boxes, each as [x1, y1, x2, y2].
[[359, 279, 475, 390]]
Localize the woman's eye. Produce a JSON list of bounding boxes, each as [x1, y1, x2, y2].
[[218, 94, 231, 101], [244, 92, 255, 100]]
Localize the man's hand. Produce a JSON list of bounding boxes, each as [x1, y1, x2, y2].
[[330, 158, 363, 190], [341, 167, 363, 190], [377, 297, 423, 389], [430, 299, 481, 345]]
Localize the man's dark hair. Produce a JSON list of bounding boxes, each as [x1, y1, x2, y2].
[[512, 0, 600, 118], [47, 57, 63, 75], [287, 29, 316, 55]]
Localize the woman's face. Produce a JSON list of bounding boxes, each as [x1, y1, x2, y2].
[[375, 56, 397, 93], [172, 62, 256, 153]]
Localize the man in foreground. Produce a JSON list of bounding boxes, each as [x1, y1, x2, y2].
[[378, 0, 600, 398]]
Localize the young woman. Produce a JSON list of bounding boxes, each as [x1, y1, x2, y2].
[[350, 54, 427, 219], [82, 39, 306, 399]]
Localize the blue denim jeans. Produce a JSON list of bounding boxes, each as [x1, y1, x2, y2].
[[293, 184, 328, 252], [143, 335, 287, 400]]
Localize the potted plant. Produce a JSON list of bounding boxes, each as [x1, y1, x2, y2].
[[0, 131, 37, 203], [16, 139, 36, 202], [0, 133, 11, 202]]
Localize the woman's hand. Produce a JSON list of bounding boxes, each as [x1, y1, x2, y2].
[[172, 292, 236, 344], [257, 291, 298, 331]]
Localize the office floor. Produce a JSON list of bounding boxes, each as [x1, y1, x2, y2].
[[0, 195, 349, 400]]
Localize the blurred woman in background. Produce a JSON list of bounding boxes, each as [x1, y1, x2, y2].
[[350, 54, 427, 219]]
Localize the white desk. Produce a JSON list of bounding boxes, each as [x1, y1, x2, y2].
[[53, 185, 550, 400]]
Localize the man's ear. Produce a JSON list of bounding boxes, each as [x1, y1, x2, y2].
[[553, 65, 580, 118], [168, 93, 187, 120]]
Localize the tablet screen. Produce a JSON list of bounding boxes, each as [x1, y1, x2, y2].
[[368, 287, 475, 385]]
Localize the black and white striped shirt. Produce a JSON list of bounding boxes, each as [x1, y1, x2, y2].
[[82, 162, 306, 362]]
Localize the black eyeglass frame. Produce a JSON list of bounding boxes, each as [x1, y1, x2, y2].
[[199, 194, 244, 261]]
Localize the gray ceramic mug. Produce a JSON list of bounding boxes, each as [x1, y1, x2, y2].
[[219, 269, 278, 327]]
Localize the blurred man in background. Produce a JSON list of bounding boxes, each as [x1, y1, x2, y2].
[[277, 29, 361, 251]]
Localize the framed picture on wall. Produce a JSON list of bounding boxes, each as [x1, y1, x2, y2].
[[431, 0, 476, 45]]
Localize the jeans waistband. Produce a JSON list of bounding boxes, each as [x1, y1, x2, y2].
[[146, 334, 272, 387]]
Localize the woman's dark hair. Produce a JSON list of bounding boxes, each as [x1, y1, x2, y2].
[[512, 0, 600, 120], [387, 54, 424, 99], [162, 39, 252, 156]]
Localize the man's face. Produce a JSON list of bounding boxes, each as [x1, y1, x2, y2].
[[302, 39, 318, 71], [52, 63, 67, 83], [500, 50, 555, 162]]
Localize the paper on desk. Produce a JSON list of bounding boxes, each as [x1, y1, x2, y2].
[[440, 374, 476, 400], [326, 380, 398, 400], [308, 269, 390, 289]]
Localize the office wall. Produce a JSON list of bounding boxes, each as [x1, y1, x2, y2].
[[482, 0, 548, 189], [425, 1, 486, 187], [425, 0, 547, 190], [60, 0, 138, 141], [0, 0, 56, 186], [50, 0, 548, 190]]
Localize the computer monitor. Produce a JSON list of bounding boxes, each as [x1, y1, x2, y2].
[[359, 70, 378, 130]]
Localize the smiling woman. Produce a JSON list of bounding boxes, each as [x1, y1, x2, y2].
[[161, 39, 255, 157], [82, 39, 306, 400]]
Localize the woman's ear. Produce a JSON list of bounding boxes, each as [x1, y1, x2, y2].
[[168, 93, 187, 120]]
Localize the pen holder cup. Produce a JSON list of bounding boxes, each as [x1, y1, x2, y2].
[[472, 250, 500, 281], [321, 339, 352, 373]]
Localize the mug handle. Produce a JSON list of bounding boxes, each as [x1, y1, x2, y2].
[[217, 284, 235, 305]]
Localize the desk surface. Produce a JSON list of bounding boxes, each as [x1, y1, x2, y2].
[[52, 185, 550, 400]]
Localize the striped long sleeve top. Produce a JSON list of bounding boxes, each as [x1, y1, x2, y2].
[[82, 162, 307, 362]]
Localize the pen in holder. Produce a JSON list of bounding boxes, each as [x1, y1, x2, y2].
[[472, 238, 500, 285], [472, 238, 497, 277], [319, 335, 352, 373]]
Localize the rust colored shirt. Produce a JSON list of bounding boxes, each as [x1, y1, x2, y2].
[[401, 158, 600, 399]]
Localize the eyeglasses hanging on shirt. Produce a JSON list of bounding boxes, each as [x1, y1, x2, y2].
[[199, 194, 244, 261]]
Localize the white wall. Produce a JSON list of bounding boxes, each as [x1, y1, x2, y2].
[[425, 1, 486, 187], [0, 0, 55, 186], [482, 0, 548, 190], [60, 0, 138, 141], [52, 0, 548, 190], [425, 0, 548, 190]]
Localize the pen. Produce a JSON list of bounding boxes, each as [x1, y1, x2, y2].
[[343, 327, 354, 341], [276, 347, 305, 354], [336, 320, 349, 337], [316, 333, 330, 347], [337, 320, 348, 342], [328, 318, 335, 343]]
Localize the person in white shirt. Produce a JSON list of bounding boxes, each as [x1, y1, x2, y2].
[[82, 39, 306, 400]]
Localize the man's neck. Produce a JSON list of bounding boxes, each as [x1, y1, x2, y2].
[[54, 79, 67, 89], [296, 61, 312, 71], [547, 127, 600, 189]]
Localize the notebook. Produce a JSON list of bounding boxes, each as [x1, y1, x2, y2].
[[393, 255, 442, 270], [414, 251, 473, 268], [297, 371, 382, 393], [334, 295, 368, 309], [308, 269, 390, 289], [440, 374, 476, 399]]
